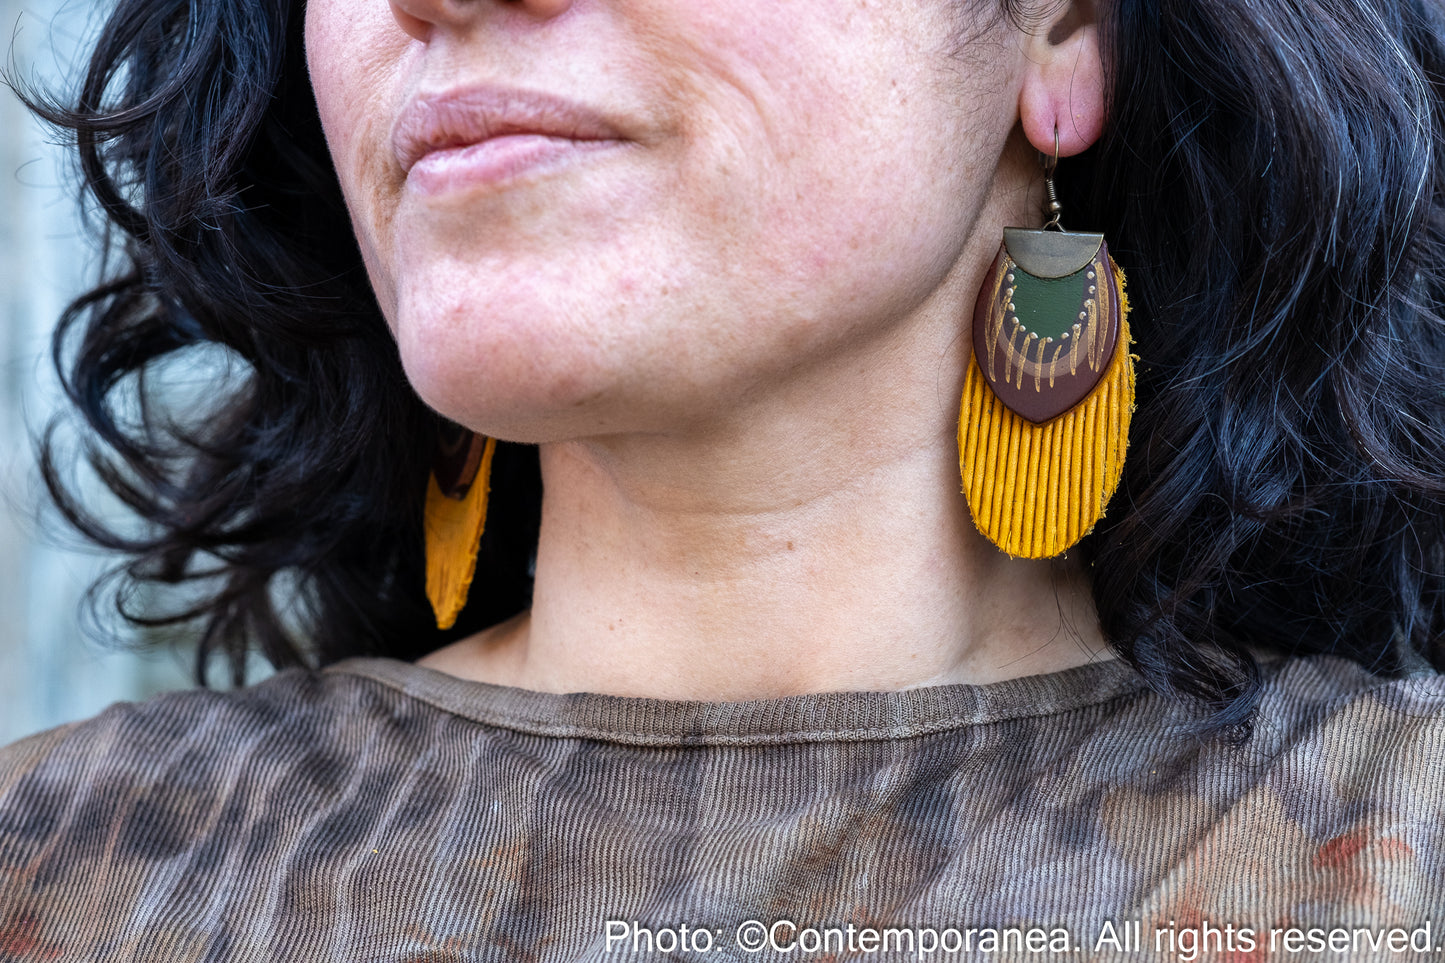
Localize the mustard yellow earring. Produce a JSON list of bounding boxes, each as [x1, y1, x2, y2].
[[958, 136, 1135, 557], [424, 425, 497, 629]]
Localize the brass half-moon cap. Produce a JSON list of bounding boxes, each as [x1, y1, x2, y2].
[[1003, 228, 1104, 279]]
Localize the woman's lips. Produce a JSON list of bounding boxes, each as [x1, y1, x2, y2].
[[393, 87, 628, 196], [406, 133, 625, 195]]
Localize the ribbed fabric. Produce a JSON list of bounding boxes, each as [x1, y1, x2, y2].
[[1, 655, 1442, 961]]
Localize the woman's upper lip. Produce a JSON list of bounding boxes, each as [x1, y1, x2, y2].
[[392, 86, 625, 173]]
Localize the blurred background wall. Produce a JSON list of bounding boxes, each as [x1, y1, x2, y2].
[[1, 0, 193, 744]]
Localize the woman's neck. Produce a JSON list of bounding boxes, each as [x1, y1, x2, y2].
[[417, 351, 1112, 700]]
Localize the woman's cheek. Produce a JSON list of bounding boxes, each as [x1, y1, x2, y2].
[[305, 0, 412, 313]]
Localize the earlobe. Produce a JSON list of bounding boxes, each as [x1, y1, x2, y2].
[[1018, 9, 1106, 157]]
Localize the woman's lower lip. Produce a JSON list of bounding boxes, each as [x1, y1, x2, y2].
[[406, 134, 625, 195]]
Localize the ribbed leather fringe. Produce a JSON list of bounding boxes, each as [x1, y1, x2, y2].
[[424, 434, 497, 629]]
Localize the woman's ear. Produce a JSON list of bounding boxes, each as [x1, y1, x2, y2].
[[1017, 0, 1105, 158]]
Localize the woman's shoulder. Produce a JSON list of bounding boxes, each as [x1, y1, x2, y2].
[[0, 661, 474, 960], [1249, 652, 1445, 759], [0, 661, 445, 815], [1238, 654, 1445, 818], [0, 662, 441, 960], [1253, 649, 1445, 716], [1, 663, 375, 780], [0, 663, 460, 885]]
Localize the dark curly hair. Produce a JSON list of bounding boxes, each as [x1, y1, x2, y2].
[[16, 0, 1445, 731]]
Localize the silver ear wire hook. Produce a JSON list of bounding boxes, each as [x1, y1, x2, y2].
[[1041, 125, 1063, 231]]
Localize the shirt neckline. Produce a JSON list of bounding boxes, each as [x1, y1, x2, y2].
[[323, 655, 1154, 747]]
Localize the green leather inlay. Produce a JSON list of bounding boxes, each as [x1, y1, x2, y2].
[[1009, 263, 1093, 341]]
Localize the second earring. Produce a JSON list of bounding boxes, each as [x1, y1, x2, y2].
[[425, 424, 497, 630]]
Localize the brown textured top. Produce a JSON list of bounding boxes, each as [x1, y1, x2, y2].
[[1, 654, 1443, 961]]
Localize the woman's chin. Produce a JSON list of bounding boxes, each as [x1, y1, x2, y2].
[[401, 358, 632, 443]]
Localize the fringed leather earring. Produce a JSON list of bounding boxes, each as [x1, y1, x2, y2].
[[424, 424, 497, 629], [958, 135, 1134, 558]]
